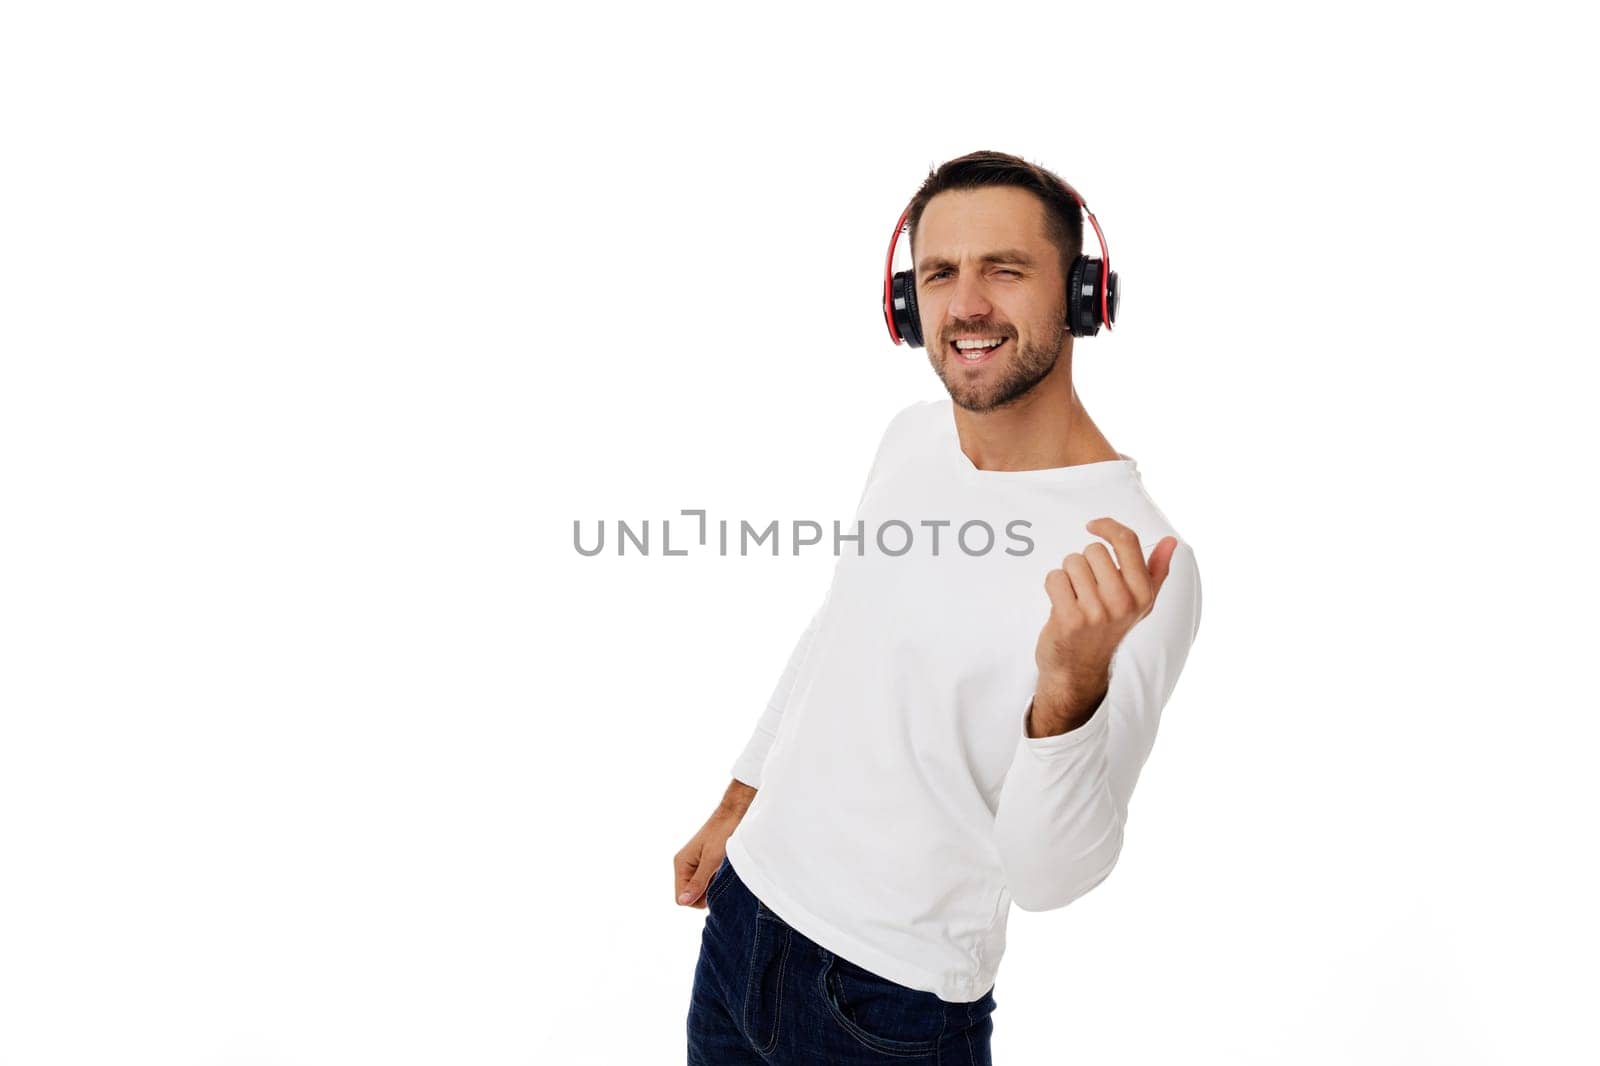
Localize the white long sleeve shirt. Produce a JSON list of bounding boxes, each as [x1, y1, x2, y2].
[[723, 397, 1204, 1004]]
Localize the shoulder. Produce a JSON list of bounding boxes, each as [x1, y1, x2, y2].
[[1079, 468, 1203, 624], [1116, 483, 1202, 643], [879, 397, 947, 445]]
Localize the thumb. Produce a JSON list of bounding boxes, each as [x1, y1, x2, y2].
[[1147, 536, 1179, 600], [678, 859, 715, 905]]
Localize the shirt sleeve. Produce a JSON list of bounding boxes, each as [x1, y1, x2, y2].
[[729, 606, 823, 789], [991, 539, 1204, 912], [726, 400, 926, 790]]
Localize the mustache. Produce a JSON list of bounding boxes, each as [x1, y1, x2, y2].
[[941, 326, 1014, 343]]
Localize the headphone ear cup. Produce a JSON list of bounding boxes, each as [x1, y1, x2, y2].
[[1105, 268, 1119, 328], [891, 269, 924, 348], [1066, 255, 1096, 337]]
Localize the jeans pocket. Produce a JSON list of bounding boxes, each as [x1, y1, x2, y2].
[[704, 855, 734, 907], [817, 949, 946, 1054], [742, 902, 792, 1055]]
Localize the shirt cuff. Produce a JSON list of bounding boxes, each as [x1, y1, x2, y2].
[[1018, 689, 1111, 757]]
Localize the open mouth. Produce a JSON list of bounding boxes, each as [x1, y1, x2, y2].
[[949, 337, 1008, 366]]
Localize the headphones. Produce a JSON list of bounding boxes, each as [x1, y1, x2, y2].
[[881, 177, 1120, 348]]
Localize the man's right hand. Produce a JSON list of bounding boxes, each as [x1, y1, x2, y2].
[[673, 780, 756, 908]]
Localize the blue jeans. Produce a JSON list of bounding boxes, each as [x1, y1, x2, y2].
[[687, 853, 998, 1064]]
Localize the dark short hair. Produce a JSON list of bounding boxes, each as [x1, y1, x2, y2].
[[904, 150, 1084, 285]]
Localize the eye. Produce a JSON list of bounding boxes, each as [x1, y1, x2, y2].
[[928, 268, 1020, 281]]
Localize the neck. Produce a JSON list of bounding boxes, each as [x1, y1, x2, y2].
[[952, 358, 1117, 472]]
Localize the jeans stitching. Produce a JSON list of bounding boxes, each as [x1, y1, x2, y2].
[[741, 909, 765, 1046], [755, 923, 791, 1056], [739, 902, 758, 1043], [740, 908, 790, 1057]]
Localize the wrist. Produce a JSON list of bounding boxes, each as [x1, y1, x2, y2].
[[1030, 676, 1109, 738], [718, 780, 757, 818]]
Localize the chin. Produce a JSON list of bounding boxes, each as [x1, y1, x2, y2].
[[947, 385, 1003, 413]]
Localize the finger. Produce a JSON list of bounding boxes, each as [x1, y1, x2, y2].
[[1146, 536, 1179, 601], [1086, 517, 1151, 605], [1062, 553, 1105, 621], [1044, 566, 1076, 612], [684, 851, 728, 908], [676, 857, 703, 906], [1080, 540, 1134, 614]]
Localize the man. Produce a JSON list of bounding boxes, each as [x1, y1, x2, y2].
[[677, 150, 1203, 1064]]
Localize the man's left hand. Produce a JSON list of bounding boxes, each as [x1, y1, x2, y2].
[[1030, 517, 1178, 734]]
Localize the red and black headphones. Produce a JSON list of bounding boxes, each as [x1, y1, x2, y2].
[[881, 177, 1120, 348]]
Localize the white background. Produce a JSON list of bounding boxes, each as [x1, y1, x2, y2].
[[3, 2, 1596, 1063]]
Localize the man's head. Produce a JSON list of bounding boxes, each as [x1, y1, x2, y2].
[[904, 151, 1085, 413]]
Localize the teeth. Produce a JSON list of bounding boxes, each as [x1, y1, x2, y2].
[[954, 338, 1004, 350]]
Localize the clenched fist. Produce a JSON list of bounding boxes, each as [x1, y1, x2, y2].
[[1030, 517, 1178, 736]]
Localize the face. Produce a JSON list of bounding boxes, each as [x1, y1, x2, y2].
[[913, 186, 1070, 413]]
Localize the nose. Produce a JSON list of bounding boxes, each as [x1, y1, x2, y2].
[[945, 267, 993, 326]]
